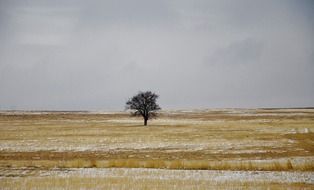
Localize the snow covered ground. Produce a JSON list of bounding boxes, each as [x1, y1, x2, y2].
[[39, 168, 312, 184]]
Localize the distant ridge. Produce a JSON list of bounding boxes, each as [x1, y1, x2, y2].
[[260, 107, 314, 110], [0, 110, 89, 113], [1, 107, 314, 113]]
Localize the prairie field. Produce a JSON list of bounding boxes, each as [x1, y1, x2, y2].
[[0, 108, 313, 189]]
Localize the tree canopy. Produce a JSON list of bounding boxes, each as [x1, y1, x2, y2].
[[126, 91, 161, 126]]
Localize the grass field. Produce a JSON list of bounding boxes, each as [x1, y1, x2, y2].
[[0, 109, 313, 189]]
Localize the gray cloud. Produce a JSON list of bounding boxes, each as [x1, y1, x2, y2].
[[0, 0, 313, 110], [208, 38, 263, 66]]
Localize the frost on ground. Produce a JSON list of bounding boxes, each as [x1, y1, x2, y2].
[[43, 168, 314, 184], [1, 168, 313, 184]]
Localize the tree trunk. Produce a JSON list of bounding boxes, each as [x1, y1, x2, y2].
[[144, 118, 148, 126]]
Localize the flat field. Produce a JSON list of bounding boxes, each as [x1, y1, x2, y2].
[[0, 109, 313, 189]]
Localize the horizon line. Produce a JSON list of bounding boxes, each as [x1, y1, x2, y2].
[[1, 106, 314, 113]]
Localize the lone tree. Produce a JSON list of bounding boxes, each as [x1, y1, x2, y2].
[[126, 91, 161, 126]]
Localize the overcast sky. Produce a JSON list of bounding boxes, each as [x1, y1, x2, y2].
[[0, 0, 313, 110]]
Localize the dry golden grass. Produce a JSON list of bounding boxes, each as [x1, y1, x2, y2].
[[0, 108, 313, 189], [1, 157, 313, 171]]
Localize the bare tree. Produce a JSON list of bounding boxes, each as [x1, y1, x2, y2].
[[126, 91, 161, 126]]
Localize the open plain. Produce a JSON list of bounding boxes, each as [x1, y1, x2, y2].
[[0, 109, 313, 189]]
